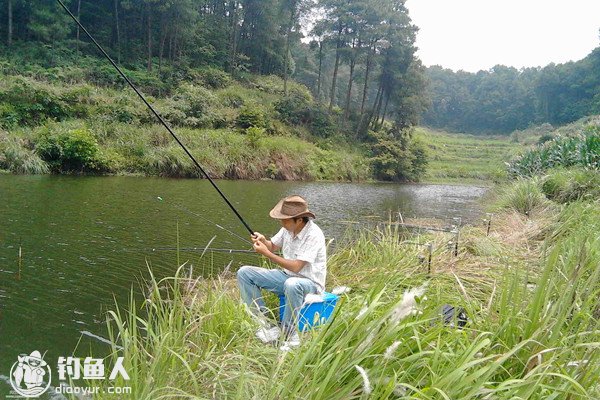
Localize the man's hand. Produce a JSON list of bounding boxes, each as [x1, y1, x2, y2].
[[252, 236, 305, 273], [252, 239, 270, 256], [252, 232, 267, 244]]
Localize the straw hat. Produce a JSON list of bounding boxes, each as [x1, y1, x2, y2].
[[269, 195, 316, 220]]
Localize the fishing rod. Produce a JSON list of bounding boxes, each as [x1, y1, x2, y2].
[[156, 196, 252, 245], [56, 0, 254, 236]]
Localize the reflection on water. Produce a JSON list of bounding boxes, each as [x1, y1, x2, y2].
[[0, 175, 487, 394]]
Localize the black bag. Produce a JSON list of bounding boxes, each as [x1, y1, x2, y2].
[[441, 304, 468, 328]]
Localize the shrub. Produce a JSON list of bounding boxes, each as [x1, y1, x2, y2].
[[274, 93, 335, 138], [35, 128, 101, 172], [236, 104, 266, 129], [537, 133, 554, 145], [274, 93, 310, 125], [89, 91, 148, 125], [408, 138, 428, 179], [308, 106, 336, 138], [60, 84, 95, 118], [0, 77, 70, 128], [244, 126, 265, 148], [127, 69, 169, 96], [368, 129, 428, 182], [92, 148, 126, 173], [85, 64, 123, 87], [217, 87, 245, 108], [195, 67, 232, 89], [251, 75, 286, 94], [162, 84, 221, 128]]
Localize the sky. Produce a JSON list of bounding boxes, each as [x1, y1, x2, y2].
[[405, 0, 600, 72]]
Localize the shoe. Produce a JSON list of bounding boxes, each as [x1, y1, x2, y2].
[[256, 326, 281, 343], [279, 330, 301, 351]]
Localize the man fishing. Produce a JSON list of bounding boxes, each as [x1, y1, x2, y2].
[[237, 195, 327, 349]]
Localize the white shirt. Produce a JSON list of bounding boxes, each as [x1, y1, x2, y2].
[[270, 220, 327, 292]]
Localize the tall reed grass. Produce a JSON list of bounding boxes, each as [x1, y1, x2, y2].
[[541, 168, 600, 203], [0, 136, 49, 174]]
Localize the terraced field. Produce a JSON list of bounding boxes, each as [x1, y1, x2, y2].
[[415, 127, 523, 184]]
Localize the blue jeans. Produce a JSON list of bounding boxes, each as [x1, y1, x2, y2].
[[237, 266, 319, 332]]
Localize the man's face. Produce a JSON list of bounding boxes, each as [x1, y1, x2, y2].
[[280, 218, 296, 232]]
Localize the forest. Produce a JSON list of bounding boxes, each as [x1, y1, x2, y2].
[[423, 47, 600, 134]]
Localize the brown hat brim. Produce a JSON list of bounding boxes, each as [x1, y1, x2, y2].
[[269, 198, 316, 219]]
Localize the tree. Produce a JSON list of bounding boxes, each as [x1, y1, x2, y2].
[[7, 0, 13, 46], [27, 0, 72, 44]]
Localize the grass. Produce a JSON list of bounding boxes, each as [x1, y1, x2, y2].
[[540, 168, 600, 203], [89, 177, 600, 399], [4, 117, 371, 181], [0, 132, 49, 174], [415, 127, 523, 184], [494, 178, 551, 215]]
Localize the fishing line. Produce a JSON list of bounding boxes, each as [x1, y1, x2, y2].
[[151, 247, 255, 254], [156, 196, 252, 245], [56, 0, 254, 235]]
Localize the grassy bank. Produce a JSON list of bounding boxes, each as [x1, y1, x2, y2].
[[91, 169, 600, 398], [415, 127, 523, 184], [1, 120, 370, 181]]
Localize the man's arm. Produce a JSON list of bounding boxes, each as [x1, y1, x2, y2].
[[252, 240, 305, 273]]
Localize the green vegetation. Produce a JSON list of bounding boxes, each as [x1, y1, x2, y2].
[[540, 168, 600, 203], [0, 132, 48, 174], [495, 178, 549, 215], [415, 127, 522, 183], [4, 120, 371, 181], [510, 116, 600, 145], [92, 173, 600, 398], [508, 124, 600, 178], [424, 48, 600, 134]]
